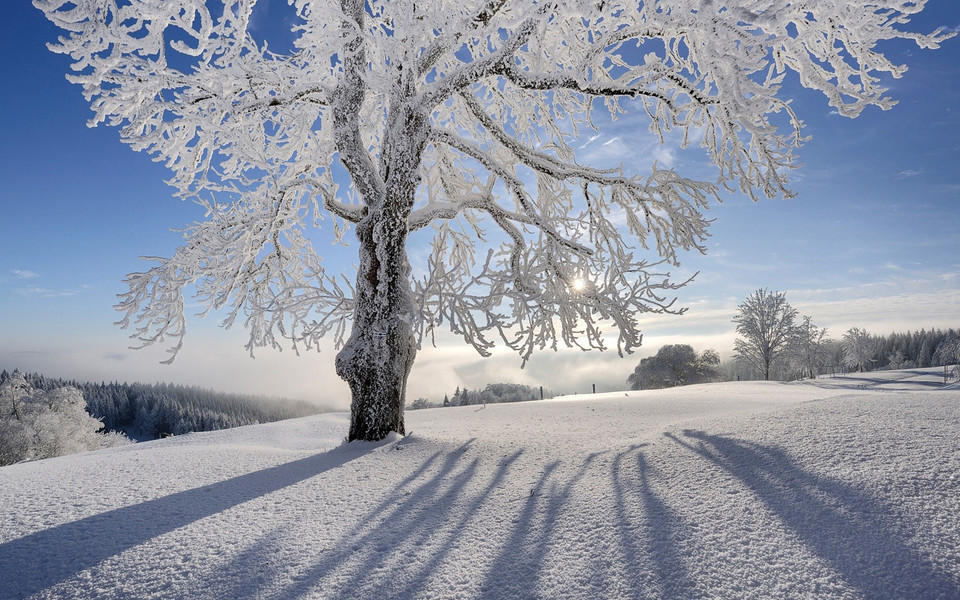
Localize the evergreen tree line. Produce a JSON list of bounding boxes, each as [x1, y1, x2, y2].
[[840, 327, 960, 372], [1, 370, 324, 441], [408, 382, 552, 410]]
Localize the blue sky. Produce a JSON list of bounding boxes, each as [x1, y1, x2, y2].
[[2, 2, 959, 407]]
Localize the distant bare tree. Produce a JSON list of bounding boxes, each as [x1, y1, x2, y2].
[[733, 289, 798, 380]]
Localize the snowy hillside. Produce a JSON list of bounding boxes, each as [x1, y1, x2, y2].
[[2, 370, 958, 599]]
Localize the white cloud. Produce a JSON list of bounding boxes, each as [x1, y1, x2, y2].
[[787, 273, 960, 334], [7, 270, 89, 298], [652, 145, 677, 168]]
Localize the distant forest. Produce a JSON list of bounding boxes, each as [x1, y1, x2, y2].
[[1, 370, 324, 441], [408, 382, 553, 409], [865, 328, 960, 371], [728, 325, 960, 382]]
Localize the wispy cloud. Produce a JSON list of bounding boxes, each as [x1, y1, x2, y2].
[[6, 270, 92, 299], [15, 286, 81, 298], [895, 169, 923, 180], [577, 134, 602, 149]]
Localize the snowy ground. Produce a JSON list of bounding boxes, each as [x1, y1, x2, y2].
[[1, 369, 958, 600]]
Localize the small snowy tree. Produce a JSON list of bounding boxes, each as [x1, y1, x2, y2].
[[733, 289, 798, 381], [933, 337, 960, 367], [0, 372, 130, 466], [932, 337, 960, 381], [36, 0, 953, 440], [842, 327, 878, 372], [790, 315, 830, 379], [407, 397, 433, 410]]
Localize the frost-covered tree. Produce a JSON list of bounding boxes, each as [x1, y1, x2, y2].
[[406, 397, 433, 410], [0, 372, 130, 466], [36, 0, 952, 440], [933, 336, 960, 368], [627, 344, 720, 390], [790, 315, 830, 379], [842, 327, 878, 372], [733, 289, 798, 380]]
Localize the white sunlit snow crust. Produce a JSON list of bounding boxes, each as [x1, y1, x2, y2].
[[1, 371, 958, 599]]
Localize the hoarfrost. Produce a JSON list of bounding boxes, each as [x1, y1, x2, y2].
[[35, 0, 953, 438]]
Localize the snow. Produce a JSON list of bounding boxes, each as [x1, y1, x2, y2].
[[2, 370, 958, 599]]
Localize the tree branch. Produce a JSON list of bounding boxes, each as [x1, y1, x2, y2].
[[417, 3, 558, 109], [332, 0, 385, 205], [495, 61, 678, 109], [320, 187, 366, 224], [428, 126, 593, 256], [415, 0, 510, 77]]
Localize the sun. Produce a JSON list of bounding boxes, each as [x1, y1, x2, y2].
[[571, 278, 587, 292]]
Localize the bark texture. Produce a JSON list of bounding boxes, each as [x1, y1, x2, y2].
[[335, 212, 417, 441]]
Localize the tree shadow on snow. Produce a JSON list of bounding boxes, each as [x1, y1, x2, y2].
[[242, 447, 619, 599], [201, 441, 476, 600], [802, 370, 947, 390], [475, 453, 600, 598], [610, 445, 696, 600], [0, 441, 381, 599], [666, 430, 959, 599], [211, 443, 699, 599], [473, 446, 696, 600], [259, 440, 523, 600]]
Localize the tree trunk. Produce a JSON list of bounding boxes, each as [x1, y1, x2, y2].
[[335, 206, 417, 441], [333, 59, 426, 440]]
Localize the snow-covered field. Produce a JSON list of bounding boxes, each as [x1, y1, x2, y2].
[[2, 369, 958, 600]]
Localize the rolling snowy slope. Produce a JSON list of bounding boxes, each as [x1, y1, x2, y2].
[[1, 373, 958, 599]]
